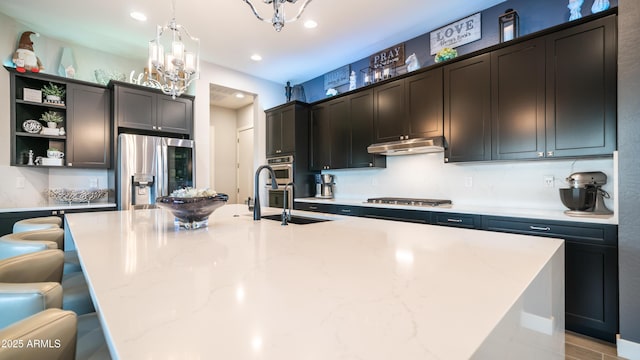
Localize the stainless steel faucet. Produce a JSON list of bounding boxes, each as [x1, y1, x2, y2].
[[253, 165, 278, 220], [281, 182, 294, 225]]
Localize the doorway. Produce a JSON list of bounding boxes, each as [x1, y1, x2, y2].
[[209, 84, 255, 204]]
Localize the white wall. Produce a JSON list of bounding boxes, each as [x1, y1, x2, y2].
[[328, 153, 616, 212], [210, 105, 238, 203]]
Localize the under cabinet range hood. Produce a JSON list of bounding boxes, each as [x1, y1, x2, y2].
[[367, 136, 445, 156]]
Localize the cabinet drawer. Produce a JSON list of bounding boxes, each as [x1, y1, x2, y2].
[[484, 216, 617, 246], [361, 207, 431, 224], [433, 213, 481, 229], [294, 202, 335, 214]]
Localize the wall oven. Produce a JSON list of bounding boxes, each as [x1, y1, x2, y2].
[[266, 155, 294, 207], [266, 155, 294, 186]]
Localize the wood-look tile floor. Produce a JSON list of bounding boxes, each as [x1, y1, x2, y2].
[[566, 331, 627, 360]]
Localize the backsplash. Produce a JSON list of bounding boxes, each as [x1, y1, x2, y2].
[[325, 152, 617, 212]]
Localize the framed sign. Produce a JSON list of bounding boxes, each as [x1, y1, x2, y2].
[[324, 65, 350, 90], [369, 43, 405, 69], [430, 13, 481, 55]]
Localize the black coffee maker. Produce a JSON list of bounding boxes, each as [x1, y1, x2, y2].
[[559, 171, 613, 216]]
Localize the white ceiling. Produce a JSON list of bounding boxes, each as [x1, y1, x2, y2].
[[0, 0, 504, 108]]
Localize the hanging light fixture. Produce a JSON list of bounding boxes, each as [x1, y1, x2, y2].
[[241, 0, 313, 32], [148, 0, 200, 98]]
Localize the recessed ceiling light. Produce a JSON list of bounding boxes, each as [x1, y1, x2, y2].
[[235, 93, 245, 99], [130, 11, 147, 22], [250, 54, 262, 61], [304, 20, 317, 29]]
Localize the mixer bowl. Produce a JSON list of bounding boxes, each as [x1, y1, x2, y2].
[[559, 188, 596, 211]]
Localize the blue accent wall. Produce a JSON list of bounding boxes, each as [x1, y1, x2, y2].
[[298, 0, 618, 103]]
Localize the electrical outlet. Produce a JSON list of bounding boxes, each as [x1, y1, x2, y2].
[[544, 176, 554, 188], [89, 178, 98, 188], [16, 177, 25, 189], [464, 177, 473, 188]]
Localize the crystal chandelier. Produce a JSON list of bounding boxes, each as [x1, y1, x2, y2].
[[148, 0, 200, 98], [242, 0, 313, 32]]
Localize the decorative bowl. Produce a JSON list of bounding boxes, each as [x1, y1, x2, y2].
[[559, 187, 596, 211], [46, 188, 108, 204], [22, 119, 42, 134], [156, 193, 229, 229]]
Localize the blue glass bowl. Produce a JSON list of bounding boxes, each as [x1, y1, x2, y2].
[[156, 193, 229, 229]]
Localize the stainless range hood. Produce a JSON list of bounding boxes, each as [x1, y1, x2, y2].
[[367, 136, 445, 156]]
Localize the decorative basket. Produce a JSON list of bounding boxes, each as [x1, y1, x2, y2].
[[46, 188, 108, 204]]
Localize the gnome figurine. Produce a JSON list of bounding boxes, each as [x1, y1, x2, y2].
[[13, 31, 44, 73]]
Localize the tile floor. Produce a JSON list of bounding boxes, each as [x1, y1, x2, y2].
[[566, 331, 627, 360]]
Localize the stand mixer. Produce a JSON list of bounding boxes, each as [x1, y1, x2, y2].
[[559, 171, 613, 216]]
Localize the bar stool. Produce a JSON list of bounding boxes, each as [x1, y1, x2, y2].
[[0, 240, 95, 315], [12, 216, 62, 233], [1, 228, 82, 274]]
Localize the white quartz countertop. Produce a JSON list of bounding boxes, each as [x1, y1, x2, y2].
[[295, 197, 618, 225], [0, 202, 116, 213], [65, 204, 564, 360]]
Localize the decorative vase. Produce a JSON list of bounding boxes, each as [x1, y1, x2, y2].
[[47, 122, 57, 129], [568, 0, 584, 21], [591, 0, 610, 13]]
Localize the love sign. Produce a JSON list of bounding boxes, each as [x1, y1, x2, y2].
[[430, 13, 481, 55]]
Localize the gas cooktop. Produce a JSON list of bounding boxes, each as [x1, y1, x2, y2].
[[366, 197, 452, 207]]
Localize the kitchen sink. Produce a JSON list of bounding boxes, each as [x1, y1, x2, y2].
[[261, 214, 332, 225]]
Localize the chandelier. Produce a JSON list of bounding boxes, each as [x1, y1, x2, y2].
[[242, 0, 313, 32], [148, 1, 200, 98]]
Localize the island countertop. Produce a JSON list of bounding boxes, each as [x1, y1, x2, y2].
[[65, 204, 564, 359]]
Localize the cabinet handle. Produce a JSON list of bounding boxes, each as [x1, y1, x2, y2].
[[529, 226, 551, 231], [444, 158, 449, 163], [341, 209, 351, 213], [447, 218, 463, 223], [537, 152, 544, 157], [546, 151, 554, 157], [158, 126, 162, 130], [276, 150, 281, 153], [152, 126, 157, 129], [67, 163, 72, 167], [309, 206, 318, 210], [369, 163, 373, 167]]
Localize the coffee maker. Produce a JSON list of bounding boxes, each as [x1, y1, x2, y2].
[[559, 171, 613, 216], [315, 174, 335, 199]]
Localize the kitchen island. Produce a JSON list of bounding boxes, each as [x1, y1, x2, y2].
[[65, 204, 564, 359]]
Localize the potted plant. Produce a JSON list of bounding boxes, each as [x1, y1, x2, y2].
[[41, 82, 65, 102], [40, 110, 64, 128]]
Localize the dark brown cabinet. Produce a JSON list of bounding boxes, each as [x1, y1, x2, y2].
[[446, 14, 616, 163], [8, 67, 111, 169], [491, 38, 546, 160], [66, 84, 111, 168], [545, 14, 617, 158], [265, 102, 308, 157], [311, 90, 385, 170], [373, 68, 443, 143], [310, 98, 349, 170], [349, 90, 385, 168], [443, 53, 491, 163], [113, 82, 193, 136]]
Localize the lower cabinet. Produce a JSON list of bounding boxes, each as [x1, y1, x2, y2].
[[361, 207, 431, 224], [0, 207, 116, 237], [484, 216, 618, 342]]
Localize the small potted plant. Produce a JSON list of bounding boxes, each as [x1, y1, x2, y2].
[[40, 110, 64, 128], [41, 82, 66, 103]]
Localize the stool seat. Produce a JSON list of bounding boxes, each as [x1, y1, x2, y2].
[[13, 216, 62, 233]]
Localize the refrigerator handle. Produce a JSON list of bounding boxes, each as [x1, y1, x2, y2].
[[157, 139, 168, 197]]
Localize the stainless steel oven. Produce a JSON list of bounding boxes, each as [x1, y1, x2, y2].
[[268, 186, 294, 209], [266, 155, 294, 186]]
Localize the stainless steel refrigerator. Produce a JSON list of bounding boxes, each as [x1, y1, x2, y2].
[[117, 133, 195, 210]]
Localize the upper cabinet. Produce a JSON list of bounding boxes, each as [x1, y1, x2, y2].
[[7, 68, 112, 169], [311, 90, 386, 170], [443, 53, 491, 163], [373, 68, 443, 143], [444, 13, 617, 163], [113, 82, 193, 137], [66, 84, 111, 168], [545, 15, 617, 158], [265, 101, 309, 157]]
